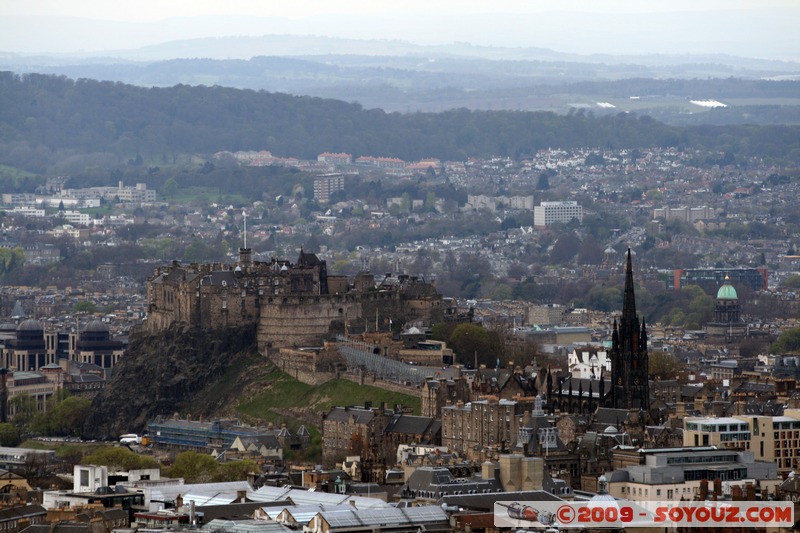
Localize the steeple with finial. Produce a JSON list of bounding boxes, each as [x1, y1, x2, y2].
[[609, 248, 650, 414]]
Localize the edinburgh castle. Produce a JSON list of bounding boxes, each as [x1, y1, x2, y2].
[[145, 248, 443, 354]]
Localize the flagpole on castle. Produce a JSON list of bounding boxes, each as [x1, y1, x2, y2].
[[242, 209, 247, 249]]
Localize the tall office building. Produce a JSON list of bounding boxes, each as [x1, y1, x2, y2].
[[533, 201, 583, 227]]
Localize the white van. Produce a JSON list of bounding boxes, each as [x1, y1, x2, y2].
[[119, 434, 142, 444]]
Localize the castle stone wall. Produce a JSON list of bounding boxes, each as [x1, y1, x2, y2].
[[258, 297, 363, 350]]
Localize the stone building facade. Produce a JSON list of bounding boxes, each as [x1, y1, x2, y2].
[[146, 249, 443, 352], [321, 404, 439, 472], [441, 397, 527, 459], [420, 377, 472, 419]]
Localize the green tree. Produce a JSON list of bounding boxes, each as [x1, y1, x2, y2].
[[168, 451, 219, 483], [492, 284, 513, 301], [550, 232, 581, 265], [82, 446, 161, 471], [0, 423, 21, 447], [215, 460, 258, 482], [162, 177, 178, 198], [424, 192, 437, 212], [771, 328, 800, 354], [47, 396, 92, 436], [536, 171, 551, 191], [74, 301, 97, 314], [783, 274, 800, 289], [586, 286, 623, 312], [648, 352, 685, 380], [0, 247, 25, 277], [448, 323, 504, 368], [11, 393, 38, 434], [400, 192, 411, 213]]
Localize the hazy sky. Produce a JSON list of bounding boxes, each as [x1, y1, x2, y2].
[[1, 0, 798, 60], [1, 0, 793, 20]]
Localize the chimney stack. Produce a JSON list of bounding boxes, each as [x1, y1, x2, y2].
[[700, 479, 709, 500]]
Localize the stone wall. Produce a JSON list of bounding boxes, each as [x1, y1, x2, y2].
[[257, 296, 363, 350], [272, 346, 341, 386], [338, 371, 419, 397]]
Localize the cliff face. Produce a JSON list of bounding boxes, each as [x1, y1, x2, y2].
[[82, 322, 262, 440]]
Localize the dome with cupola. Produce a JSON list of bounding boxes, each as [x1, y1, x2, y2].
[[716, 275, 738, 300]]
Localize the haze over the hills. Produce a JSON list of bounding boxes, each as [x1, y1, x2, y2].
[[1, 1, 798, 61]]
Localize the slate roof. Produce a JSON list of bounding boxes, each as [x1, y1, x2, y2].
[[681, 385, 706, 398], [383, 414, 437, 436], [0, 505, 47, 522], [237, 435, 281, 449], [20, 526, 89, 533], [589, 408, 631, 431], [323, 407, 376, 424], [201, 271, 238, 287], [69, 374, 105, 383], [440, 490, 564, 512], [733, 381, 774, 394]]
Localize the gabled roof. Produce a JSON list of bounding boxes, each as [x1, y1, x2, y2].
[[593, 407, 631, 428], [237, 435, 281, 450], [383, 414, 437, 436]]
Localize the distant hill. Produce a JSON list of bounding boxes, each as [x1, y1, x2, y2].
[[2, 72, 800, 174], [2, 34, 799, 121]]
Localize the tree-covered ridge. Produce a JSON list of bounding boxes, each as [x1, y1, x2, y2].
[[1, 72, 799, 172]]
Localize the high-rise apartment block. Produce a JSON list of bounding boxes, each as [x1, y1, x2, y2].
[[533, 201, 583, 227]]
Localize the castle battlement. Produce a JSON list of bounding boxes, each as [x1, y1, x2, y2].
[[145, 250, 443, 352]]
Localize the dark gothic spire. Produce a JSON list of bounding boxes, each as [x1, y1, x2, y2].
[[568, 377, 573, 413], [599, 367, 605, 399], [558, 377, 563, 410], [640, 316, 648, 350], [622, 248, 638, 334]]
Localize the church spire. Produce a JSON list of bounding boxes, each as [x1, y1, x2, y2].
[[607, 247, 650, 415], [622, 248, 638, 336]]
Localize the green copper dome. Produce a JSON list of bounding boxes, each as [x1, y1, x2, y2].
[[717, 275, 738, 300]]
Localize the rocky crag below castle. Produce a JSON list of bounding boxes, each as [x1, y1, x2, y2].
[[82, 323, 263, 440]]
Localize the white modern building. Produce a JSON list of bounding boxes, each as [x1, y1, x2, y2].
[[568, 346, 611, 379], [533, 201, 583, 227]]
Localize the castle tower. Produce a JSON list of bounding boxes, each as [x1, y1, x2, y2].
[[238, 247, 252, 265], [609, 249, 649, 412]]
